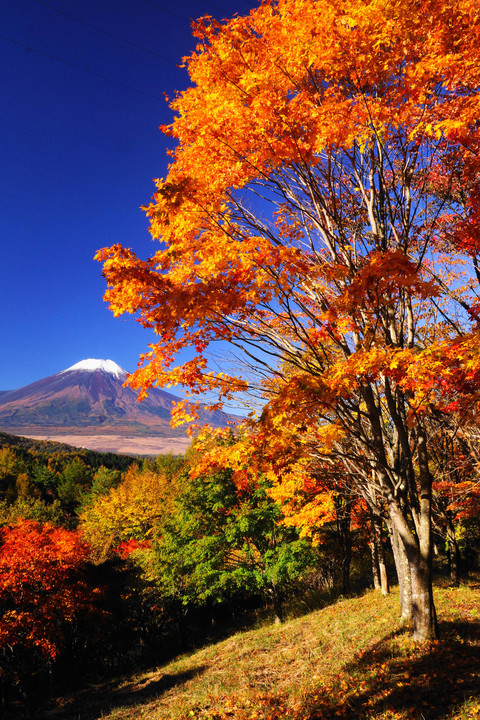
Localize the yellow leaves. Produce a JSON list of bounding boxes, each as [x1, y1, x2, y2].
[[313, 422, 346, 450], [326, 347, 388, 397], [424, 122, 444, 141], [79, 466, 170, 561], [269, 471, 337, 539]]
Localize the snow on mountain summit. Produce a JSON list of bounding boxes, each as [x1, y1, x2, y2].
[[63, 359, 127, 379]]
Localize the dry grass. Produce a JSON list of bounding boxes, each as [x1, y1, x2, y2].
[[43, 581, 480, 720], [18, 433, 191, 455]]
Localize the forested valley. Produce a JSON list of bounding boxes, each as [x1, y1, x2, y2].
[[0, 427, 479, 719]]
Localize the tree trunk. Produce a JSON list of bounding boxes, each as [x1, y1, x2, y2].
[[361, 386, 437, 639], [446, 511, 460, 585], [342, 528, 351, 595], [412, 423, 438, 641], [372, 514, 389, 595], [390, 508, 438, 640], [408, 549, 436, 641], [388, 518, 412, 622], [369, 518, 381, 590], [271, 586, 284, 624], [388, 492, 438, 637], [335, 492, 351, 594]]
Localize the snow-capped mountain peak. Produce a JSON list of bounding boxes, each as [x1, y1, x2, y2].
[[0, 359, 237, 439], [63, 359, 127, 379]]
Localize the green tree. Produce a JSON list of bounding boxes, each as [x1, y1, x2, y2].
[[31, 462, 58, 502], [80, 465, 122, 509], [0, 448, 21, 502], [0, 497, 65, 527], [56, 458, 93, 514], [152, 466, 315, 624], [155, 452, 185, 481]]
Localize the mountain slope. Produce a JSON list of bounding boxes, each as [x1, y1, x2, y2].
[[0, 359, 236, 437], [38, 582, 480, 720]]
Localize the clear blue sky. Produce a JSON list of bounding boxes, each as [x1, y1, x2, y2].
[[1, 0, 257, 390]]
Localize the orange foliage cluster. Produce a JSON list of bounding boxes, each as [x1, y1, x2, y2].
[[97, 0, 480, 416], [0, 520, 94, 659], [96, 0, 480, 640]]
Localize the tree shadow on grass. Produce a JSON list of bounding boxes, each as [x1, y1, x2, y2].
[[303, 620, 480, 720], [37, 664, 208, 720]]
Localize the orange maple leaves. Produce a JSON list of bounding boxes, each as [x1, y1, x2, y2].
[[95, 0, 480, 493], [0, 520, 93, 659]]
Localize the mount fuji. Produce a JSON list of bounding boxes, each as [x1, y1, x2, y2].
[[0, 359, 235, 444]]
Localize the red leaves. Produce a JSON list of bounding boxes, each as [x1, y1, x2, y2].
[[0, 520, 91, 659], [115, 538, 151, 559]]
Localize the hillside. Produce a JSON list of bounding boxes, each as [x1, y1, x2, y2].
[[42, 582, 480, 720], [0, 429, 138, 468]]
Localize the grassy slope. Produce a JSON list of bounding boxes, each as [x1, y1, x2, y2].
[[45, 582, 480, 720]]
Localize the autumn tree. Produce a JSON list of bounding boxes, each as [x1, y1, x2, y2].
[[0, 520, 98, 707], [98, 0, 480, 640], [0, 520, 93, 655], [428, 418, 480, 583], [79, 464, 171, 561]]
